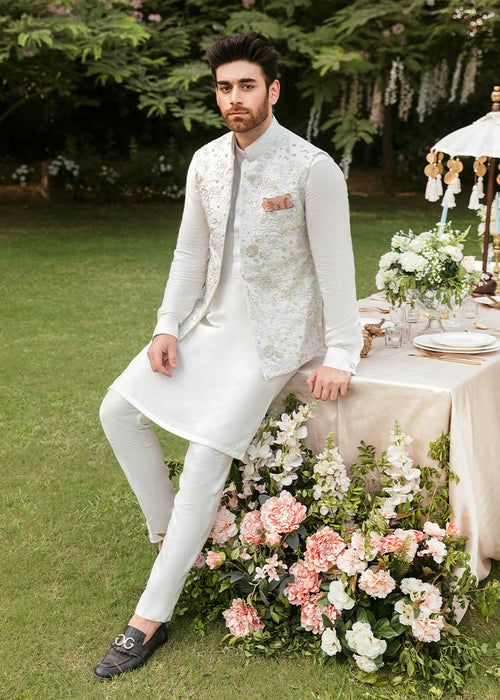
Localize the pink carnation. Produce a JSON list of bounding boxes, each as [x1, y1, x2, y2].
[[380, 534, 404, 554], [358, 568, 396, 599], [284, 559, 320, 606], [300, 592, 338, 635], [304, 527, 346, 573], [265, 530, 282, 546], [413, 529, 425, 543], [411, 614, 444, 643], [417, 536, 447, 564], [222, 598, 264, 637], [210, 506, 238, 545], [260, 490, 307, 535], [239, 510, 265, 546], [446, 522, 460, 537], [206, 550, 225, 569]]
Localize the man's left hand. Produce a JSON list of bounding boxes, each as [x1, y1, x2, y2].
[[306, 365, 352, 401]]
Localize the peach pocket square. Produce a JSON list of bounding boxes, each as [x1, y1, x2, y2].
[[262, 193, 294, 212]]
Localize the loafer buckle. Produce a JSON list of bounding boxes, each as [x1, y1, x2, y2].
[[114, 633, 135, 650]]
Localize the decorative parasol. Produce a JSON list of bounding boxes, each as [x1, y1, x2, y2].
[[423, 85, 500, 293]]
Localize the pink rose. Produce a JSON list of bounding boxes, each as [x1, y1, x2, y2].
[[304, 527, 346, 573], [300, 592, 338, 635], [193, 553, 206, 569], [446, 522, 460, 537], [222, 598, 264, 637], [358, 568, 396, 599], [239, 510, 265, 546], [265, 530, 282, 546], [260, 490, 307, 535], [284, 559, 320, 606], [210, 507, 238, 545], [206, 550, 225, 569], [336, 547, 367, 576], [411, 614, 444, 643], [380, 534, 404, 554]]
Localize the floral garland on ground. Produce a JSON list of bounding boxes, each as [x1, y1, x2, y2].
[[175, 394, 498, 693]]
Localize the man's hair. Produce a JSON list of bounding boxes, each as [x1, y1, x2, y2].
[[204, 31, 279, 89]]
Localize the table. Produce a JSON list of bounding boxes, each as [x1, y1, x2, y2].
[[272, 294, 500, 583]]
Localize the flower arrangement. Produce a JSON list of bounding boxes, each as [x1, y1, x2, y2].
[[375, 222, 484, 309], [175, 394, 498, 692]]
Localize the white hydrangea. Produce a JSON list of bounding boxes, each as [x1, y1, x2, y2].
[[346, 621, 387, 659], [399, 251, 427, 272], [321, 627, 342, 655]]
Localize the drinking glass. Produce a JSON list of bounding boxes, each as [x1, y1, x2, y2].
[[461, 296, 478, 319], [385, 324, 403, 348]]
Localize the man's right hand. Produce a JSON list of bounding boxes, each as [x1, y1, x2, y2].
[[147, 334, 177, 377]]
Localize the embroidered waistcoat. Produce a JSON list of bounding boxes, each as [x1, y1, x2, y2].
[[177, 123, 329, 380]]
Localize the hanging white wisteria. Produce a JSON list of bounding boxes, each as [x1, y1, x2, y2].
[[384, 57, 404, 106], [416, 60, 449, 123], [340, 152, 352, 180], [448, 54, 463, 103], [398, 77, 414, 122], [306, 98, 323, 143], [369, 82, 383, 131], [460, 49, 481, 105]]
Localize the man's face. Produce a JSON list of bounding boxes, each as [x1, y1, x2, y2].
[[214, 60, 279, 133]]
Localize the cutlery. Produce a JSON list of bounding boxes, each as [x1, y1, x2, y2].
[[358, 306, 390, 314], [419, 348, 485, 361], [473, 322, 500, 333], [407, 353, 482, 366]]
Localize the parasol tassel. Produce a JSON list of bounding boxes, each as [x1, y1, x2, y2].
[[476, 175, 484, 198], [451, 173, 461, 194], [436, 173, 443, 197], [425, 176, 439, 202], [468, 184, 481, 210], [442, 184, 456, 208]]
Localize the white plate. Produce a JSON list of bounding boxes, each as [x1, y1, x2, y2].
[[429, 332, 496, 349], [414, 335, 500, 354], [475, 295, 500, 307]]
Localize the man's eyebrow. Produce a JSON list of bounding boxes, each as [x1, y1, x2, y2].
[[216, 78, 258, 85]]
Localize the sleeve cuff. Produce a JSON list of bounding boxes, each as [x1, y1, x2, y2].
[[322, 347, 359, 375], [152, 313, 179, 340]]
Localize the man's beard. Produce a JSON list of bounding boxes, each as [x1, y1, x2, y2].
[[222, 96, 270, 133]]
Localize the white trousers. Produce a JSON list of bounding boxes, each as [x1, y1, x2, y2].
[[99, 388, 233, 622]]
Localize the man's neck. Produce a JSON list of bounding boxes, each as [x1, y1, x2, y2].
[[233, 112, 273, 150]]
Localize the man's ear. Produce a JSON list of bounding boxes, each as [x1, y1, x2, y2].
[[269, 79, 280, 106]]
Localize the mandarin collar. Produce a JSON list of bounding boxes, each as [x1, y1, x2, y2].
[[232, 115, 280, 162]]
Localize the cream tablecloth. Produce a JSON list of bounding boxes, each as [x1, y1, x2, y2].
[[272, 294, 500, 582]]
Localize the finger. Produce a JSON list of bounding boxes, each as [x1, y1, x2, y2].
[[320, 385, 331, 401], [166, 341, 177, 368], [339, 382, 349, 397], [151, 348, 171, 377], [329, 385, 340, 401], [313, 381, 323, 400]]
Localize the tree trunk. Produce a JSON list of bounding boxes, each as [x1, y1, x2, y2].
[[382, 102, 394, 195]]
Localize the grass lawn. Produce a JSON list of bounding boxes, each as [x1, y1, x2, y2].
[[0, 199, 497, 699]]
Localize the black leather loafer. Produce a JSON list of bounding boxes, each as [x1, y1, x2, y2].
[[93, 623, 168, 680]]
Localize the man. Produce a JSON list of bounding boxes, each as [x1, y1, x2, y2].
[[94, 31, 363, 680]]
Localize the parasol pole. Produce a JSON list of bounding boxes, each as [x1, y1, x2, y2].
[[483, 156, 496, 272], [482, 86, 500, 273]]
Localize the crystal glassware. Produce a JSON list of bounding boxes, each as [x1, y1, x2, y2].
[[461, 296, 478, 319]]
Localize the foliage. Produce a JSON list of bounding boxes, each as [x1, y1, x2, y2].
[[174, 394, 499, 692], [375, 222, 485, 308]]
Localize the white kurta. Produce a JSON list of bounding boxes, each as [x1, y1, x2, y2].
[[109, 140, 297, 460]]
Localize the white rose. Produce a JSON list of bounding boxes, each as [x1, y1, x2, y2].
[[354, 654, 379, 672], [321, 627, 342, 656], [375, 270, 386, 290], [346, 621, 387, 659], [327, 580, 355, 611], [460, 255, 476, 273], [379, 251, 399, 270], [399, 251, 427, 273], [408, 235, 427, 253], [441, 245, 463, 262], [394, 598, 416, 626]]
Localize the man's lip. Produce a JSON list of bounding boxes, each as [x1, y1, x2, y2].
[[228, 111, 247, 115]]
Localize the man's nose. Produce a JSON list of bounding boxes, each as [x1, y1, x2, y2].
[[230, 88, 244, 104]]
